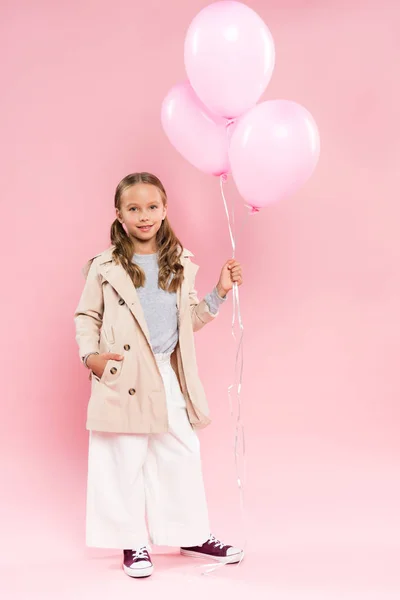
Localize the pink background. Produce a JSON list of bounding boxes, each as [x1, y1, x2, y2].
[[1, 0, 399, 597]]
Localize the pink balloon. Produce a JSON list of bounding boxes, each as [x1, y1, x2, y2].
[[161, 81, 230, 176], [184, 1, 275, 119], [229, 100, 321, 209]]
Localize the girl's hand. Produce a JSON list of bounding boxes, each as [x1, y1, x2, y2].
[[87, 352, 124, 379], [216, 259, 243, 297]]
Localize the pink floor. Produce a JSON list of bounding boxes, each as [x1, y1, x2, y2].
[[2, 545, 400, 600], [3, 445, 399, 600]]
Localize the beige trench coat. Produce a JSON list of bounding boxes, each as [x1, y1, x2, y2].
[[74, 245, 220, 434]]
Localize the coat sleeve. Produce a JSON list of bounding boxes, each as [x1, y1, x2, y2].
[[73, 257, 104, 360], [188, 260, 220, 332]]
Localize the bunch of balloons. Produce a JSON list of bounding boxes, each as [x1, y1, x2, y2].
[[161, 0, 320, 212]]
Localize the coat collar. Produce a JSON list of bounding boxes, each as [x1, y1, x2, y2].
[[94, 245, 194, 348], [96, 245, 194, 265]]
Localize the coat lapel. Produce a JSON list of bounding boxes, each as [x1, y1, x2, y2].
[[96, 246, 193, 348], [99, 259, 151, 345]]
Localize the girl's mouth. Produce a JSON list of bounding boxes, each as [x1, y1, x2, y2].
[[138, 225, 153, 232]]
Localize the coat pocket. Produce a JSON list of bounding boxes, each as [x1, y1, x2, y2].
[[102, 324, 115, 345], [91, 370, 101, 383], [99, 357, 123, 385]]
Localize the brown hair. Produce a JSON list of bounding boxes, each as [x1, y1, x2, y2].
[[110, 172, 185, 292]]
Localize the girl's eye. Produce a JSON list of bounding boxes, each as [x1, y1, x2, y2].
[[129, 206, 157, 211]]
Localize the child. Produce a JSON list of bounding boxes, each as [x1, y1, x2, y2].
[[74, 172, 244, 578]]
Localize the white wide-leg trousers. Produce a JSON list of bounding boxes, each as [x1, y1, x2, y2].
[[85, 352, 211, 550]]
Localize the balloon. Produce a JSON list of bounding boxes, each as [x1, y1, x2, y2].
[[229, 100, 320, 209], [161, 81, 230, 176], [184, 1, 275, 119]]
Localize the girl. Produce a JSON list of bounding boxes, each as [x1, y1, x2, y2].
[[74, 172, 244, 578]]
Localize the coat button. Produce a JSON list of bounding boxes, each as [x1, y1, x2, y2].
[[129, 388, 136, 395], [110, 367, 117, 374], [124, 344, 130, 350], [118, 298, 125, 305]]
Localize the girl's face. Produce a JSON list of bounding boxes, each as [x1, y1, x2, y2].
[[117, 183, 167, 244]]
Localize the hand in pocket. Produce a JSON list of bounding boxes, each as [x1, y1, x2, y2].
[[87, 352, 123, 379]]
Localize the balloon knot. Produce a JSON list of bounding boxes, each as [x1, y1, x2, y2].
[[244, 204, 261, 214]]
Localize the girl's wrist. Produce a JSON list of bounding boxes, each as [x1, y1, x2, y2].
[[216, 283, 228, 298], [83, 352, 99, 369]]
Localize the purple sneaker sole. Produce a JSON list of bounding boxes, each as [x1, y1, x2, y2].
[[180, 548, 244, 564], [122, 562, 154, 578]]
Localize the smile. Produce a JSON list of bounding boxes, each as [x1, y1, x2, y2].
[[138, 225, 153, 231]]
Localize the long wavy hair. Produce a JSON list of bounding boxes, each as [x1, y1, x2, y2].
[[110, 172, 185, 292]]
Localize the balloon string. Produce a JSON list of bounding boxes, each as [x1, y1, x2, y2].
[[222, 174, 247, 569], [197, 175, 249, 577], [220, 174, 236, 255]]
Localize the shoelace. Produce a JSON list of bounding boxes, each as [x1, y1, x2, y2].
[[131, 546, 149, 560], [207, 534, 226, 549]]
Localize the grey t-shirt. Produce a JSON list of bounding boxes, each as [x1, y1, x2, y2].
[[133, 252, 226, 354]]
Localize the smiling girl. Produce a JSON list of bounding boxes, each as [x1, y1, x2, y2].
[[74, 172, 244, 578]]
